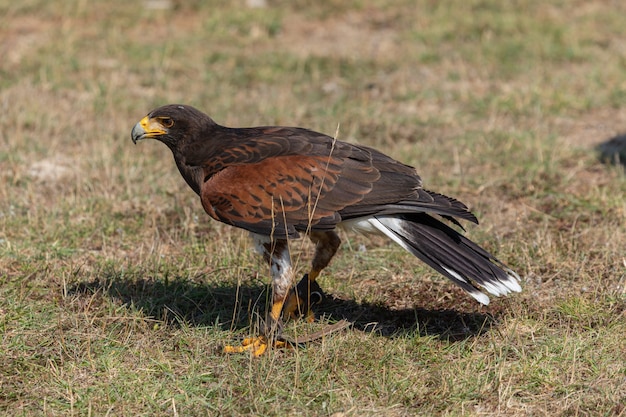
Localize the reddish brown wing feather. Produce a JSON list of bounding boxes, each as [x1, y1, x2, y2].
[[201, 153, 377, 237], [173, 120, 475, 236]]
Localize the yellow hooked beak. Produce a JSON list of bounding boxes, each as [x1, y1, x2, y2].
[[131, 116, 169, 144]]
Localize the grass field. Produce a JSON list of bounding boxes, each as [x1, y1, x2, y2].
[[2, 0, 626, 415]]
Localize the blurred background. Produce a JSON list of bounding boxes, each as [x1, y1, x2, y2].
[[1, 0, 625, 415]]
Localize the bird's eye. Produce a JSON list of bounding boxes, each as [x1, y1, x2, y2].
[[161, 117, 174, 128]]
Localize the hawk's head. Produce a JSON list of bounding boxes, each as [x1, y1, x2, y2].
[[131, 104, 215, 150]]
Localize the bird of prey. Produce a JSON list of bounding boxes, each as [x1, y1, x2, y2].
[[131, 104, 521, 355]]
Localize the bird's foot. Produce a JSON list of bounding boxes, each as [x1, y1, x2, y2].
[[223, 275, 325, 355], [222, 335, 288, 356], [282, 274, 325, 322], [223, 315, 286, 356]]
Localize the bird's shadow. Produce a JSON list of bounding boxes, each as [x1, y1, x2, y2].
[[67, 270, 498, 343]]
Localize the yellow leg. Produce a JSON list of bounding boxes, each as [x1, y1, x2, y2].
[[282, 230, 339, 321], [269, 298, 284, 322], [302, 270, 321, 323], [309, 270, 320, 281], [223, 298, 287, 356], [283, 270, 324, 322]]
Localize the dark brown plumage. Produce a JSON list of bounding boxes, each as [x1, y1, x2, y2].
[[132, 104, 521, 355]]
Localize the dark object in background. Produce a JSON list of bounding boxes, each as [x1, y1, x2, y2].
[[597, 134, 626, 170]]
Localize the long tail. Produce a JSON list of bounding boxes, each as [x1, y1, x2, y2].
[[365, 213, 521, 305]]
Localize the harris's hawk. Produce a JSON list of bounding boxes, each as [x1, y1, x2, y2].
[[131, 104, 521, 355]]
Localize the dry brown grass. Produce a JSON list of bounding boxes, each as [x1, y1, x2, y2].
[[1, 0, 625, 416]]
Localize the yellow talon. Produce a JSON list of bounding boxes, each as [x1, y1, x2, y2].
[[223, 298, 287, 356], [223, 336, 288, 356], [222, 336, 268, 356]]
